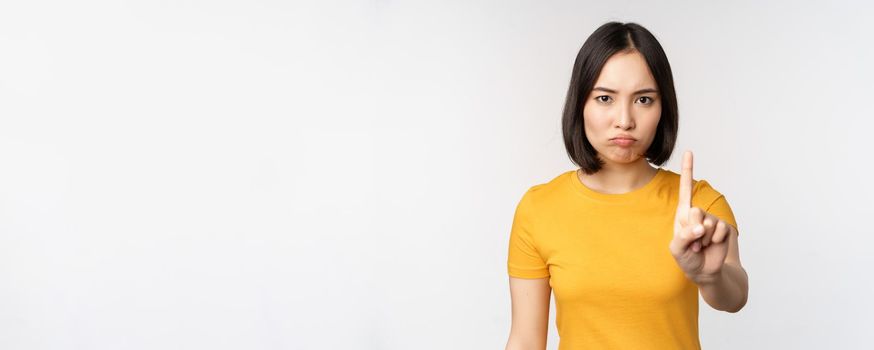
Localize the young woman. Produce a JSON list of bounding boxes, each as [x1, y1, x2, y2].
[[505, 22, 748, 350]]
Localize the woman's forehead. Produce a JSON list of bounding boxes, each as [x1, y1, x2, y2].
[[594, 51, 657, 91]]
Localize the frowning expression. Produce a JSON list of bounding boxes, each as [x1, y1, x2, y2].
[[583, 50, 662, 165]]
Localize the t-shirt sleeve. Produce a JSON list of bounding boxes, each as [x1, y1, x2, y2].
[[507, 188, 550, 279], [693, 180, 740, 236]]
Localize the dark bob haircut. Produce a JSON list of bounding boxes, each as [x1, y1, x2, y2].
[[562, 22, 678, 175]]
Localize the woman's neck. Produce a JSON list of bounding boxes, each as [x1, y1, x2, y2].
[[577, 159, 658, 194]]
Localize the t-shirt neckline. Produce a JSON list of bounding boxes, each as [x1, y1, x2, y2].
[[568, 167, 666, 203]]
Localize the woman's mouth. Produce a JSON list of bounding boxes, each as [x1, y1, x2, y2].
[[611, 138, 636, 147]]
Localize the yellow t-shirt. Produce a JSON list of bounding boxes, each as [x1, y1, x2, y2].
[[507, 168, 738, 350]]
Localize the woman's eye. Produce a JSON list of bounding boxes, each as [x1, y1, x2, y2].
[[637, 96, 653, 104], [596, 96, 612, 103]]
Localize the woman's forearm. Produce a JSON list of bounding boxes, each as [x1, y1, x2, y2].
[[505, 335, 546, 350], [697, 262, 748, 312]]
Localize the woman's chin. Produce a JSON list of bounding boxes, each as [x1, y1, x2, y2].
[[602, 151, 643, 164]]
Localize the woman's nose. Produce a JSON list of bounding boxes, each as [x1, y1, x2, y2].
[[615, 105, 634, 129]]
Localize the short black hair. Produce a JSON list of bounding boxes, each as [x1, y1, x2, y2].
[[561, 22, 678, 174]]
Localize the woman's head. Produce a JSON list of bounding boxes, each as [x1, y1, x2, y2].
[[562, 22, 678, 174]]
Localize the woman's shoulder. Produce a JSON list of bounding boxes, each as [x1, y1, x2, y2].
[[657, 168, 726, 207], [658, 168, 720, 191], [519, 170, 578, 204]]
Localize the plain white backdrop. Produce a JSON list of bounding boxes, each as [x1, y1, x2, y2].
[[1, 1, 872, 349]]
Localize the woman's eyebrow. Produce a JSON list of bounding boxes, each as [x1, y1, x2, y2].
[[593, 86, 659, 94]]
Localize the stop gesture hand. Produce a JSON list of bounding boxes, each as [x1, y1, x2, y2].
[[669, 151, 734, 285]]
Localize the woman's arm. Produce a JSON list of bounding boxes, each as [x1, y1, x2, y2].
[[505, 276, 551, 350], [698, 226, 749, 312]]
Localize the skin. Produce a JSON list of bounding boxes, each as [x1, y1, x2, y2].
[[578, 49, 662, 193], [505, 49, 748, 350]]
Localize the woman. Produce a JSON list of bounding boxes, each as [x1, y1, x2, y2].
[[505, 22, 748, 350]]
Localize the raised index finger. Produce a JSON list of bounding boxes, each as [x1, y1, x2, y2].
[[677, 150, 694, 213]]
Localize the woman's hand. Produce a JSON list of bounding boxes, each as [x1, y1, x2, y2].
[[669, 151, 734, 285]]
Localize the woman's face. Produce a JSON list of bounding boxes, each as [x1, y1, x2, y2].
[[583, 50, 662, 166]]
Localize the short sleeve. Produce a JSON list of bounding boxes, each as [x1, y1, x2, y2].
[[507, 189, 550, 279], [693, 180, 740, 236]]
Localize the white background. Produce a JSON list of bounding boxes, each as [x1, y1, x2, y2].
[[1, 1, 872, 349]]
